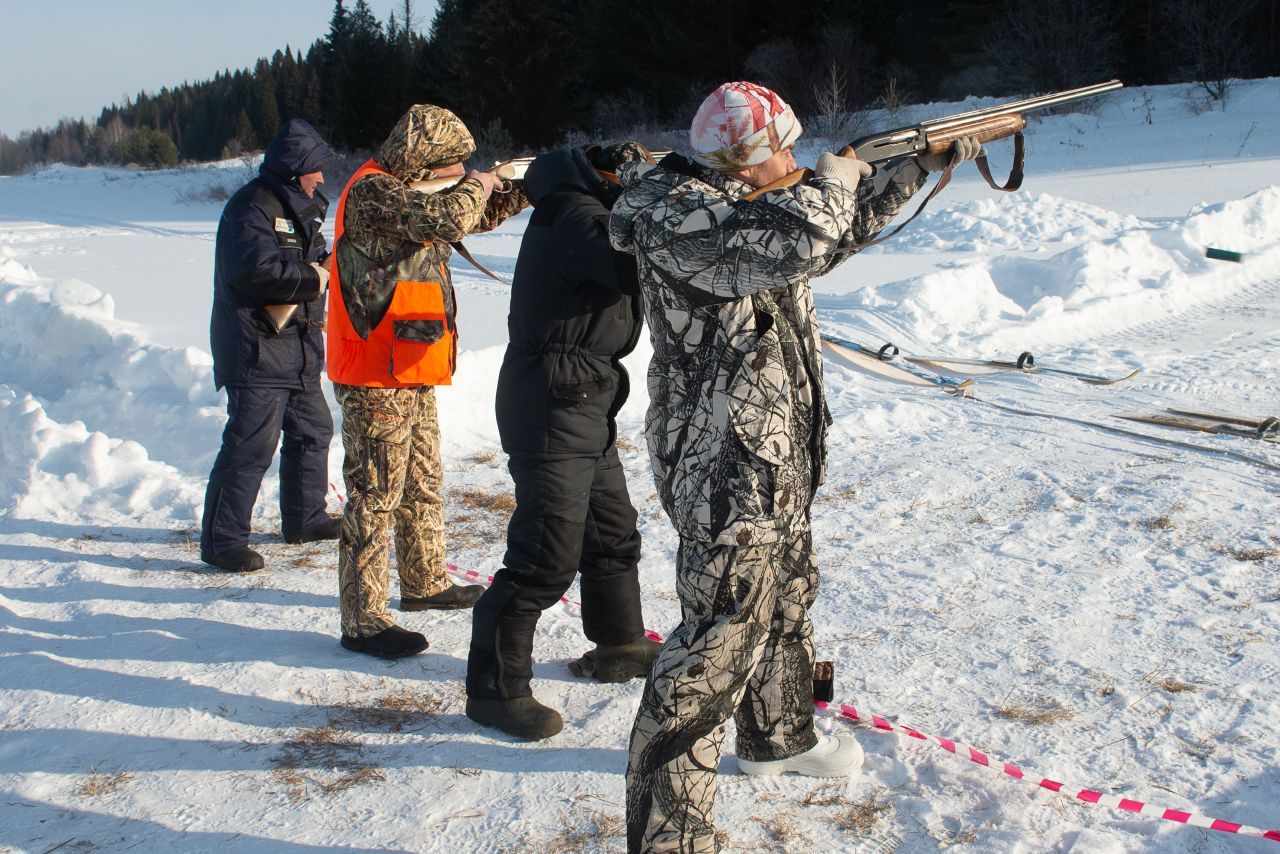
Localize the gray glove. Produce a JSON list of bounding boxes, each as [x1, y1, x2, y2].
[[815, 152, 874, 191], [309, 261, 330, 294], [917, 136, 984, 173]]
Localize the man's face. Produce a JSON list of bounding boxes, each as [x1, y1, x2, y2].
[[299, 171, 324, 198], [742, 147, 797, 189], [728, 146, 798, 189]]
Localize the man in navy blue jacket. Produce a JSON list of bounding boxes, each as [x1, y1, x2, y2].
[[201, 119, 339, 573]]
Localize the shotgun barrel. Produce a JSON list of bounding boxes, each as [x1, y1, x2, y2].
[[920, 79, 1122, 133], [850, 79, 1123, 163]]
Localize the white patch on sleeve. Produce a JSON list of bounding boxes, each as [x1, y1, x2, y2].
[[674, 201, 734, 234]]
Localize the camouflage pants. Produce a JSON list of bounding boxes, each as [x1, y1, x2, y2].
[[626, 529, 819, 853], [335, 383, 451, 637]]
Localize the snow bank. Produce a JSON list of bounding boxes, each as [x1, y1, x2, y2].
[[820, 184, 1280, 354], [0, 252, 224, 468], [0, 385, 202, 523], [0, 246, 224, 519]]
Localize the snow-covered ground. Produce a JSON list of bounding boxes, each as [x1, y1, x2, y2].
[[1, 80, 1277, 852]]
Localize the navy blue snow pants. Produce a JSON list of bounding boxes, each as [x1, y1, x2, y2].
[[201, 384, 333, 554]]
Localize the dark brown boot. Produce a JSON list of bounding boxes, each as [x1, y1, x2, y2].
[[569, 636, 661, 682], [466, 696, 563, 740]]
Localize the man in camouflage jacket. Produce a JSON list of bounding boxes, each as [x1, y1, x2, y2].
[[330, 104, 527, 659], [609, 81, 977, 852]]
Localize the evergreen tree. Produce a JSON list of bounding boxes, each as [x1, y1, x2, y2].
[[250, 59, 282, 144], [5, 0, 1280, 175], [437, 0, 577, 147]]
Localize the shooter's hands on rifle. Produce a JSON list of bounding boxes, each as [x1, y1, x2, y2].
[[815, 151, 874, 191], [917, 135, 984, 173], [467, 169, 508, 198]]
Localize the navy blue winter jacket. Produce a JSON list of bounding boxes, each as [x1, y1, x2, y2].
[[210, 119, 334, 390]]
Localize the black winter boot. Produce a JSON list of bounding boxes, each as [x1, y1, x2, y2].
[[466, 696, 563, 740], [340, 625, 429, 659], [400, 583, 484, 611], [569, 636, 662, 682], [201, 545, 265, 573], [284, 515, 342, 544]]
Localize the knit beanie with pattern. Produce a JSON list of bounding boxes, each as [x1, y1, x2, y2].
[[689, 81, 802, 171]]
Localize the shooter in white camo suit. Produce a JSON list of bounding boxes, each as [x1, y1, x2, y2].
[[608, 81, 929, 852]]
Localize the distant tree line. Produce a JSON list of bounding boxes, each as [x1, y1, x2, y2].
[[2, 0, 1276, 174]]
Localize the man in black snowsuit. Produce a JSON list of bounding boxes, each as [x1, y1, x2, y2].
[[201, 118, 340, 573], [465, 143, 660, 739]]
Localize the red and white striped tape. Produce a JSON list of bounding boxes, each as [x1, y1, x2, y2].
[[814, 701, 1280, 844], [445, 562, 1280, 844]]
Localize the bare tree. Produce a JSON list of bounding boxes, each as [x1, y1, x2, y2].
[[983, 0, 1120, 94], [745, 23, 878, 134], [811, 63, 870, 143], [400, 0, 424, 39], [745, 38, 811, 110], [1164, 0, 1261, 101]]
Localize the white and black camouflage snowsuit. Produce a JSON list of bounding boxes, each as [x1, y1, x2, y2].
[[608, 153, 925, 853]]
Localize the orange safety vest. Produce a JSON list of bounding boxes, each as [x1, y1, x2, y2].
[[327, 159, 457, 387]]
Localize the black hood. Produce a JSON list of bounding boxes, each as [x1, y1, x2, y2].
[[261, 119, 334, 182], [523, 148, 615, 207]]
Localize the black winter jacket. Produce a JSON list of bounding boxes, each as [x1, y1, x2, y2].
[[210, 119, 333, 390], [496, 147, 642, 458]]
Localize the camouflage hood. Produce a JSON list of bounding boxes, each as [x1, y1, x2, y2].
[[377, 104, 475, 183]]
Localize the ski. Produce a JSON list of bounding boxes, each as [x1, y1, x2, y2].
[[820, 336, 973, 395], [905, 350, 1140, 385], [1114, 410, 1279, 443]]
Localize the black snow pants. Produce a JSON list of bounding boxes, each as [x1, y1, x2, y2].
[[467, 447, 644, 700], [201, 384, 333, 554]]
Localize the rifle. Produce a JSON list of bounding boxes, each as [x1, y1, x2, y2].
[[744, 79, 1124, 240], [407, 147, 672, 195], [408, 157, 528, 195], [405, 148, 668, 283]]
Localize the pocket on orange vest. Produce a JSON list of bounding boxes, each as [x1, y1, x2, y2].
[[388, 326, 454, 386], [393, 319, 445, 344]]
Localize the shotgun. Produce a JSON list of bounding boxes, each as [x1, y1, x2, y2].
[[408, 148, 674, 194], [405, 149, 669, 284], [746, 79, 1124, 204], [409, 158, 526, 194]]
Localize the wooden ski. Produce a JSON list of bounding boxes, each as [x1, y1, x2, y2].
[[821, 336, 973, 395], [906, 350, 1139, 385], [1114, 410, 1279, 443]]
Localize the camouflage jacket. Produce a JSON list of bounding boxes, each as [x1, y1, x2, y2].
[[609, 154, 924, 545], [337, 105, 528, 341]]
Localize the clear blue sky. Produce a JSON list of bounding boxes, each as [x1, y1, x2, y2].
[[0, 1, 436, 137]]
